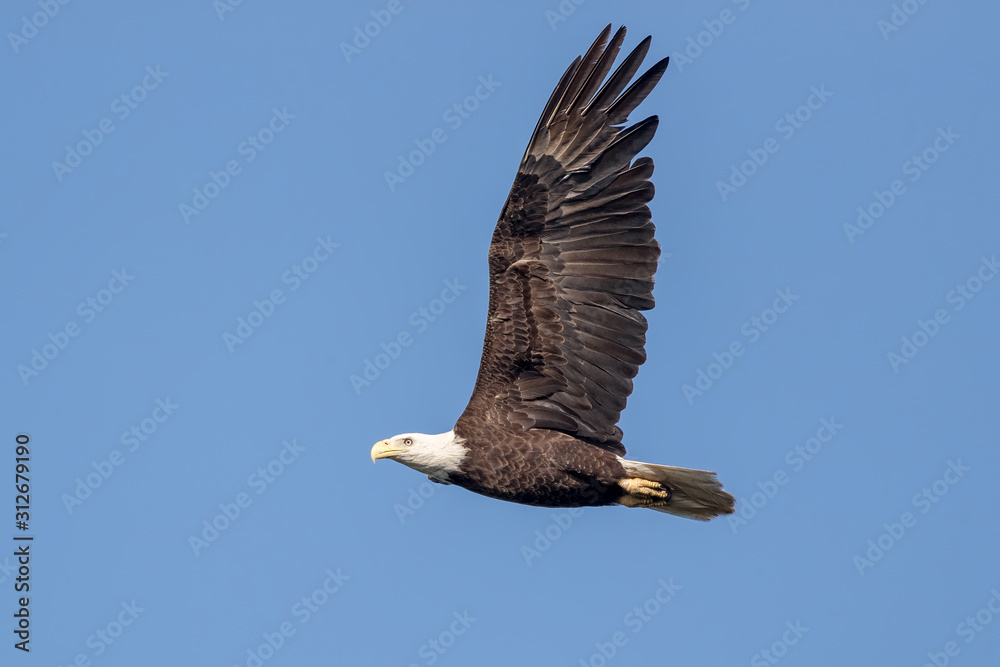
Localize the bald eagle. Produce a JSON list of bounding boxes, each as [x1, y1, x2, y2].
[[371, 25, 735, 520]]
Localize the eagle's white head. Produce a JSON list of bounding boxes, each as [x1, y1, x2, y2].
[[370, 430, 466, 483]]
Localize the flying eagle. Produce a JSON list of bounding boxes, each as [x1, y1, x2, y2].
[[371, 25, 735, 520]]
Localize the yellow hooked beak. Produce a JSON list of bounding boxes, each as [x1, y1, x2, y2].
[[371, 439, 405, 462]]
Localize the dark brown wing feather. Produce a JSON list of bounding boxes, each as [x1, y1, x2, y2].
[[457, 25, 668, 456]]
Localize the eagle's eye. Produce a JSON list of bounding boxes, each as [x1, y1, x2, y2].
[[403, 438, 413, 446]]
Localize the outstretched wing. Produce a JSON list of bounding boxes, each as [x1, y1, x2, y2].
[[457, 25, 667, 456]]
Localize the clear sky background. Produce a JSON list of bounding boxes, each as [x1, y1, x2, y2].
[[2, 1, 998, 665]]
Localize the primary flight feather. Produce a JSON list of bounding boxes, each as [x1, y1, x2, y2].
[[371, 25, 735, 520]]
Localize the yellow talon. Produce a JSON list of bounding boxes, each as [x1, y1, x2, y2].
[[618, 477, 671, 507]]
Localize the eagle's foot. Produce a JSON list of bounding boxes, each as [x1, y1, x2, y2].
[[618, 477, 672, 507]]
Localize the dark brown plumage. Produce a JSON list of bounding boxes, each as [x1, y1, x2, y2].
[[459, 25, 664, 452], [373, 25, 735, 520]]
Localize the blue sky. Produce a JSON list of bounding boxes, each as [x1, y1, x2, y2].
[[2, 0, 998, 665]]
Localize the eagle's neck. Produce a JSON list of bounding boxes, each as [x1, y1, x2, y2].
[[405, 430, 467, 482]]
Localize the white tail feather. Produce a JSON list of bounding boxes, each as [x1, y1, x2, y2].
[[620, 459, 736, 521]]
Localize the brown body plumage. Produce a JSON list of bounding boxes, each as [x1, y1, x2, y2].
[[372, 25, 735, 521]]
